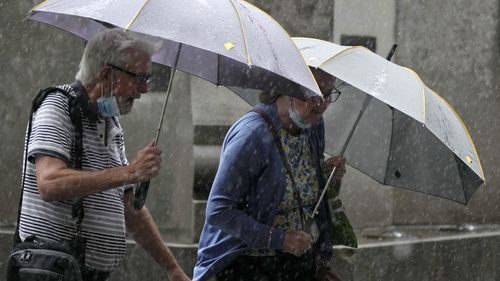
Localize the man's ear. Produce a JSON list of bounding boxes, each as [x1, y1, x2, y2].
[[99, 65, 112, 82]]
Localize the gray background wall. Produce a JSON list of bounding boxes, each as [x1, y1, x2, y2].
[[393, 0, 500, 224], [0, 0, 83, 225]]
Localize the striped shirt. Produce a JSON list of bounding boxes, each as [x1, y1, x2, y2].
[[18, 83, 134, 272]]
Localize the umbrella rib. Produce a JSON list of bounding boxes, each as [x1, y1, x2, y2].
[[317, 46, 368, 69], [239, 8, 322, 95], [228, 0, 252, 65], [402, 67, 426, 123], [383, 108, 397, 185], [428, 89, 486, 181], [125, 0, 150, 30]]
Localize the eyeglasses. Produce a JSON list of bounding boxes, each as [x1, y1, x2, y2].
[[323, 86, 342, 104], [107, 63, 152, 84], [310, 85, 342, 105]]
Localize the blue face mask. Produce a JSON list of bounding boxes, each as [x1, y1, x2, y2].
[[97, 96, 121, 117]]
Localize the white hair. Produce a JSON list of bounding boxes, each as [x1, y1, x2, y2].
[[75, 28, 157, 85]]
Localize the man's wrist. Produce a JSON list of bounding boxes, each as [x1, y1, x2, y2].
[[125, 165, 138, 184]]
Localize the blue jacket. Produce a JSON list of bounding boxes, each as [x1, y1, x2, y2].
[[193, 103, 333, 281]]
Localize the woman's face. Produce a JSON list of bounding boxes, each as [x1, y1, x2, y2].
[[291, 70, 336, 125]]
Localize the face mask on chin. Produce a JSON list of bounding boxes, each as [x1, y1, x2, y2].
[[97, 96, 121, 117], [288, 106, 311, 129]]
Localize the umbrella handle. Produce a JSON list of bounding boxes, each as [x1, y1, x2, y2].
[[134, 181, 150, 209], [133, 44, 181, 210]]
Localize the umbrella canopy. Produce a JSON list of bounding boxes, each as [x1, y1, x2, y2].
[[293, 37, 485, 204], [28, 0, 322, 100]]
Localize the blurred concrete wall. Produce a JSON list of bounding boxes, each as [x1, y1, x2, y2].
[[0, 0, 83, 225], [393, 0, 500, 224]]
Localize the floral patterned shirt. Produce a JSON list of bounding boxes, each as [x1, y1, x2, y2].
[[248, 128, 320, 256]]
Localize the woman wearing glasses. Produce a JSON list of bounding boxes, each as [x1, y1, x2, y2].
[[194, 68, 346, 281]]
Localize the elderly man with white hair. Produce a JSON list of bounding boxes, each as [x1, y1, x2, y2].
[[14, 28, 190, 281]]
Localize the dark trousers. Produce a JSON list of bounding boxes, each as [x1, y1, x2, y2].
[[216, 252, 316, 281], [83, 269, 111, 281]]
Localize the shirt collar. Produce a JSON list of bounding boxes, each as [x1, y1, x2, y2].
[[70, 80, 99, 123]]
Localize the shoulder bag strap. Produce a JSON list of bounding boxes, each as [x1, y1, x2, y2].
[[251, 107, 307, 228]]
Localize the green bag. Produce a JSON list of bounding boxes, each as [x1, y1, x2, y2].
[[326, 182, 358, 248]]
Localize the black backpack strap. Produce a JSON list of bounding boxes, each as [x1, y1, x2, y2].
[[14, 87, 84, 245]]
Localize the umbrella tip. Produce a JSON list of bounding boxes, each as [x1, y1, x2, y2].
[[386, 44, 398, 61]]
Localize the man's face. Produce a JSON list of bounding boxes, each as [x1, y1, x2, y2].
[[109, 50, 152, 115], [292, 69, 336, 125]]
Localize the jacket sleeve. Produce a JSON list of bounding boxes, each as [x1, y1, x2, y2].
[[205, 124, 285, 250]]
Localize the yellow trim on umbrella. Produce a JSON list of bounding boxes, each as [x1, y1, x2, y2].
[[125, 0, 150, 30], [240, 7, 322, 96], [428, 89, 486, 180], [228, 0, 251, 65], [31, 0, 49, 11], [316, 45, 369, 68], [293, 38, 361, 97], [403, 67, 426, 123], [292, 37, 369, 68]]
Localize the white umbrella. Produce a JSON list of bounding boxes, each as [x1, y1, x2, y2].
[[293, 37, 485, 205]]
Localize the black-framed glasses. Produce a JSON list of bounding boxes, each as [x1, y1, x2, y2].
[[324, 85, 342, 103], [108, 63, 152, 84]]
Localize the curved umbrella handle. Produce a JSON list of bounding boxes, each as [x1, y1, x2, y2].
[[134, 181, 150, 209]]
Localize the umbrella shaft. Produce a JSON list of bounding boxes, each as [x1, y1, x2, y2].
[[312, 166, 337, 218], [311, 94, 372, 218], [312, 44, 398, 218], [154, 45, 182, 144], [154, 69, 176, 144], [340, 95, 373, 155]]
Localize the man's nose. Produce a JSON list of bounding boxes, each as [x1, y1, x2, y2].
[[132, 90, 142, 99], [136, 81, 149, 95]]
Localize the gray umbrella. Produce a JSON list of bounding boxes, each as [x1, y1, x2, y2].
[[27, 0, 322, 208], [293, 37, 485, 205]]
